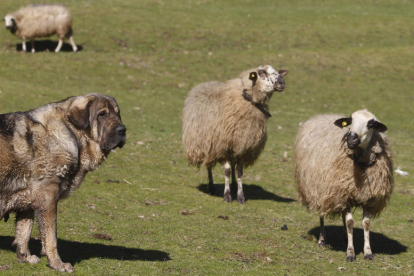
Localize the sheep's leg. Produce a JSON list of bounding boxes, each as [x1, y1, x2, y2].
[[31, 40, 35, 53], [236, 162, 245, 204], [12, 210, 40, 264], [318, 215, 327, 247], [223, 162, 232, 203], [231, 162, 237, 186], [343, 211, 356, 262], [362, 209, 374, 260], [55, 38, 63, 53], [22, 39, 27, 52], [207, 167, 214, 195], [69, 36, 78, 52]]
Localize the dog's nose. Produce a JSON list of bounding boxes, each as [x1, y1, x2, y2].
[[116, 125, 126, 136]]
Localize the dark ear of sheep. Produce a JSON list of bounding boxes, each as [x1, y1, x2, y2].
[[367, 119, 387, 132], [279, 70, 288, 77], [249, 72, 258, 82], [258, 69, 267, 78], [334, 117, 352, 128]]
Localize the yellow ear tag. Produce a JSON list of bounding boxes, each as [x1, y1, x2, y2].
[[251, 73, 255, 78], [342, 121, 347, 127]]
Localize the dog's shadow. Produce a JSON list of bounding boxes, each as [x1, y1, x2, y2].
[[308, 226, 407, 255], [16, 40, 83, 52], [0, 236, 170, 264], [197, 183, 295, 203]]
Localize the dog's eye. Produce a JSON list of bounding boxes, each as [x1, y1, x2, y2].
[[98, 111, 106, 119]]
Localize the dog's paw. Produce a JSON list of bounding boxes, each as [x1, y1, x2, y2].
[[26, 255, 41, 264]]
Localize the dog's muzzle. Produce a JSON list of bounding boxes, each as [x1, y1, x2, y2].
[[115, 124, 126, 148]]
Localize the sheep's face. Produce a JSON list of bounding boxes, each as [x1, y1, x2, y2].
[[249, 65, 288, 94], [4, 15, 16, 31], [334, 110, 387, 150]]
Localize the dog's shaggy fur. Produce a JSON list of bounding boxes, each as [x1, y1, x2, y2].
[[0, 93, 126, 272]]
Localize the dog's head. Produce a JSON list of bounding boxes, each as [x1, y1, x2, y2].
[[66, 94, 126, 154]]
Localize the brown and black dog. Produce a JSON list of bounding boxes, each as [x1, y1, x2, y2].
[[0, 93, 126, 272]]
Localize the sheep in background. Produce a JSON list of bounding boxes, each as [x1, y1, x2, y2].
[[295, 110, 393, 261], [4, 5, 77, 53], [183, 65, 288, 204]]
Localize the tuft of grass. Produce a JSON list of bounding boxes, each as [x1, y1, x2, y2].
[[0, 0, 414, 274]]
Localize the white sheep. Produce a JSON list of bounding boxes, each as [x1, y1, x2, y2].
[[294, 109, 393, 261], [4, 4, 77, 53], [182, 65, 288, 204]]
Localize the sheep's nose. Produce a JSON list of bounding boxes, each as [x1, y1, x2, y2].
[[274, 81, 285, 92], [347, 132, 360, 149]]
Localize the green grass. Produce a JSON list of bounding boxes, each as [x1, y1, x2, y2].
[[1, 0, 414, 275]]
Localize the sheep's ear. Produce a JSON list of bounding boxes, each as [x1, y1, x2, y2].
[[367, 119, 387, 132], [258, 69, 267, 78], [249, 72, 258, 82], [279, 70, 288, 77], [334, 117, 352, 128]]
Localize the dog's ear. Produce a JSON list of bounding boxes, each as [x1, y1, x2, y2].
[[67, 96, 94, 129]]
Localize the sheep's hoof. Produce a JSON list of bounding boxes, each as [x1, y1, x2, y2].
[[364, 254, 374, 260], [346, 255, 356, 262], [208, 184, 215, 195], [237, 195, 245, 204], [318, 240, 328, 247], [223, 192, 232, 203]]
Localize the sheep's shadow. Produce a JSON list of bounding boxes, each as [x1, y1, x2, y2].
[[15, 39, 83, 52], [0, 236, 170, 264], [308, 226, 407, 255], [197, 183, 295, 203]]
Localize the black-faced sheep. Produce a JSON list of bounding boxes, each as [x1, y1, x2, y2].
[[182, 65, 288, 204], [4, 5, 77, 53], [294, 109, 393, 261]]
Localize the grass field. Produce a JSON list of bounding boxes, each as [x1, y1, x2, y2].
[[0, 0, 414, 275]]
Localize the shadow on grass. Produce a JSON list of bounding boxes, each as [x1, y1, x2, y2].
[[0, 236, 170, 264], [15, 40, 83, 52], [308, 226, 407, 255], [197, 183, 295, 203]]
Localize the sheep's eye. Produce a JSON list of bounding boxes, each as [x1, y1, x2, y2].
[[98, 111, 106, 119]]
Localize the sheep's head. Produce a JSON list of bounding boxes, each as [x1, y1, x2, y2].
[[334, 109, 387, 150], [4, 15, 16, 32], [249, 65, 288, 94]]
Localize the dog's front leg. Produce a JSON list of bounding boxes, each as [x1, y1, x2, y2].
[[35, 182, 74, 273], [13, 209, 40, 264]]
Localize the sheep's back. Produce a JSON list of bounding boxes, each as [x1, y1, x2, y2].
[[14, 5, 72, 39], [182, 78, 267, 167], [182, 81, 227, 166]]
